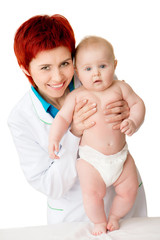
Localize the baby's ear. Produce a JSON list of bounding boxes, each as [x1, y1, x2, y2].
[[74, 66, 79, 76], [20, 65, 31, 76], [114, 60, 118, 69]]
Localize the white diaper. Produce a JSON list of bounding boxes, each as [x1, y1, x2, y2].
[[78, 144, 128, 187]]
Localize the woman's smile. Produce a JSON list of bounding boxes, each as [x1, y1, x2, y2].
[[47, 81, 66, 90], [28, 46, 74, 107]]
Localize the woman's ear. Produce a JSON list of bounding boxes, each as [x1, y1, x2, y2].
[[20, 65, 31, 76]]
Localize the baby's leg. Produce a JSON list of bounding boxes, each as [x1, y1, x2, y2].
[[77, 159, 107, 235], [107, 153, 139, 231]]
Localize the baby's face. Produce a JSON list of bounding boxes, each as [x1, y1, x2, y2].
[[75, 43, 116, 91]]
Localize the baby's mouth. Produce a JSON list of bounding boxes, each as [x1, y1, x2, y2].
[[94, 80, 102, 83]]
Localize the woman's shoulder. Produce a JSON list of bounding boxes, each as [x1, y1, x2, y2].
[[8, 90, 35, 124], [9, 90, 28, 109], [8, 89, 53, 127]]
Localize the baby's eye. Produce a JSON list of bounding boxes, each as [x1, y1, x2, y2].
[[85, 67, 91, 71], [100, 64, 106, 69]]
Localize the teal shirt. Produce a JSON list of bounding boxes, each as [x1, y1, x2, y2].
[[31, 78, 75, 118]]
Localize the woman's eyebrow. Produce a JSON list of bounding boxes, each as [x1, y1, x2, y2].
[[39, 63, 51, 66], [38, 58, 72, 67], [61, 57, 72, 62]]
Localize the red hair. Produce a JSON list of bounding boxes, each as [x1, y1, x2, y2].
[[14, 14, 75, 85]]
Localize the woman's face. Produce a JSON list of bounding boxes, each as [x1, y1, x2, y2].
[[28, 46, 74, 104]]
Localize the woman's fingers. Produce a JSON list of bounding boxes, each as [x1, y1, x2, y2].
[[104, 106, 129, 116], [74, 99, 88, 112], [74, 100, 97, 123], [112, 122, 121, 130], [70, 100, 97, 136], [83, 119, 96, 129], [80, 105, 97, 121], [75, 101, 97, 120], [104, 100, 129, 116], [105, 100, 128, 110], [105, 112, 129, 123]]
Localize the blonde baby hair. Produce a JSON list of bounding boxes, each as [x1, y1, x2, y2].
[[75, 36, 115, 65]]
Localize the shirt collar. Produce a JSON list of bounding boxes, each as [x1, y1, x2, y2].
[[31, 86, 50, 112]]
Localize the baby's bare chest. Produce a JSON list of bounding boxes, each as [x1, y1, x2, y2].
[[76, 87, 122, 111]]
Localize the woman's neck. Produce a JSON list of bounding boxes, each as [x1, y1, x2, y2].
[[38, 87, 70, 110]]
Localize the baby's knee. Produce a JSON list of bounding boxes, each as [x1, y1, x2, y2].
[[83, 187, 106, 203], [124, 181, 139, 201]]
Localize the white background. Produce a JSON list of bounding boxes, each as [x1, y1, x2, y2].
[[0, 0, 160, 229]]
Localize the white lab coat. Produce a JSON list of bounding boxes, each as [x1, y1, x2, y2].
[[8, 76, 147, 224]]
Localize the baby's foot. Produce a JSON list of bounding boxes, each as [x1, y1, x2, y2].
[[92, 222, 107, 235], [107, 216, 120, 232]]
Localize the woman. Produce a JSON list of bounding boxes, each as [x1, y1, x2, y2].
[[8, 14, 147, 224]]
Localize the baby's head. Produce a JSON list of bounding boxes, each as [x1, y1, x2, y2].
[[75, 36, 115, 64], [75, 36, 117, 91]]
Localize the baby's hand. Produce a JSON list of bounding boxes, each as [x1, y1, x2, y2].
[[48, 141, 60, 159], [120, 119, 136, 136]]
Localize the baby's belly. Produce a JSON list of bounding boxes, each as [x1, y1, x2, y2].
[[81, 116, 125, 155]]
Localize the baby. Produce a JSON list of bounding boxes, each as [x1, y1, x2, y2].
[[49, 36, 145, 235]]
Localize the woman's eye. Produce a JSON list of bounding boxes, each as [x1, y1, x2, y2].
[[41, 65, 50, 70], [61, 62, 69, 67]]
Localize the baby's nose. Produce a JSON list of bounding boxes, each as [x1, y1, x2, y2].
[[93, 68, 100, 76]]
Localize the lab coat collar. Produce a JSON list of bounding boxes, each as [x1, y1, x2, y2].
[[29, 89, 53, 125]]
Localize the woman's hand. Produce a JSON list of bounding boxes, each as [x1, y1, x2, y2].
[[103, 100, 130, 130], [70, 100, 97, 137]]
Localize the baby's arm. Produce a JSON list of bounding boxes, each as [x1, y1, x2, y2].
[[119, 81, 145, 136], [49, 92, 76, 159]]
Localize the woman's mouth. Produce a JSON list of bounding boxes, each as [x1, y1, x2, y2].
[[48, 82, 65, 89]]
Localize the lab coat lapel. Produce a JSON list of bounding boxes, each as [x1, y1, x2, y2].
[[29, 89, 53, 125]]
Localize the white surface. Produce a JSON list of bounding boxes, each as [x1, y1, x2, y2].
[[0, 218, 160, 240], [1, 0, 160, 228]]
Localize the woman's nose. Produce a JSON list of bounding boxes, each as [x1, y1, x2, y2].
[[51, 69, 62, 82]]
